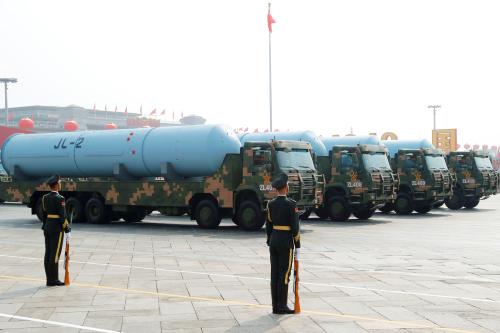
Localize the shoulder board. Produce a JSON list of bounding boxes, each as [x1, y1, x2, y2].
[[287, 198, 297, 204]]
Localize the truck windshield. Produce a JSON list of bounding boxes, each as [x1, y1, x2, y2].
[[425, 155, 448, 169], [361, 152, 391, 171], [474, 156, 493, 169], [276, 149, 315, 170]]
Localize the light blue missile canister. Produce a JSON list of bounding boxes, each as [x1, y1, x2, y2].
[[238, 131, 328, 157], [321, 135, 381, 151], [382, 139, 434, 158], [1, 124, 241, 179]]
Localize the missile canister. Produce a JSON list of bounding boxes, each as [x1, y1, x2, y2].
[[1, 124, 241, 178], [321, 135, 381, 151], [239, 131, 328, 157], [382, 139, 434, 158]]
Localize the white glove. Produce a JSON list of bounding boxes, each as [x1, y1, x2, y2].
[[65, 232, 71, 241], [294, 248, 300, 260]]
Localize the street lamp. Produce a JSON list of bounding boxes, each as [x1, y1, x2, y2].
[[428, 105, 441, 130], [0, 78, 18, 126]]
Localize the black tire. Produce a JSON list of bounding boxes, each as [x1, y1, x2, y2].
[[433, 201, 444, 208], [328, 196, 351, 222], [314, 207, 329, 219], [415, 204, 432, 214], [35, 197, 44, 222], [84, 197, 110, 224], [65, 197, 84, 223], [123, 209, 147, 223], [194, 199, 221, 229], [379, 203, 394, 214], [352, 208, 374, 220], [394, 193, 413, 215], [299, 209, 311, 220], [464, 197, 480, 209], [236, 200, 265, 231], [445, 193, 464, 210]]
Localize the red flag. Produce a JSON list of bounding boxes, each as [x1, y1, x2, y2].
[[150, 108, 157, 116], [160, 109, 166, 116], [267, 3, 276, 33]]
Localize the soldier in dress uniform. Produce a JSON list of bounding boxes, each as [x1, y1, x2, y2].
[[266, 173, 300, 314], [41, 175, 71, 286]]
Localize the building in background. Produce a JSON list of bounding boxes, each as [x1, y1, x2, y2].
[[432, 128, 458, 154], [0, 105, 206, 147]]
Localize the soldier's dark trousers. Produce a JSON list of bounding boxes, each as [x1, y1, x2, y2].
[[44, 231, 64, 284], [270, 246, 293, 311]]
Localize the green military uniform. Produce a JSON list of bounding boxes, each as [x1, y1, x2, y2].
[[266, 173, 300, 314], [42, 176, 70, 286]]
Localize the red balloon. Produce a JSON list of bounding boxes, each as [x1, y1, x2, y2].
[[105, 123, 118, 130], [64, 120, 79, 131], [18, 117, 34, 129]]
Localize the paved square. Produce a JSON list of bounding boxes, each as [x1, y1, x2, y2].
[[0, 197, 499, 332]]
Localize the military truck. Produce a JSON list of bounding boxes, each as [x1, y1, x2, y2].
[[380, 142, 453, 215], [314, 143, 397, 221], [445, 150, 498, 209], [0, 126, 323, 230], [240, 133, 397, 221]]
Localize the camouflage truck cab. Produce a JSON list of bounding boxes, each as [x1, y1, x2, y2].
[[382, 148, 452, 215], [0, 140, 323, 231], [445, 151, 498, 209], [313, 144, 397, 221]]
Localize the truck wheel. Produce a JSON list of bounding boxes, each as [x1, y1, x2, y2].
[[433, 202, 444, 208], [379, 203, 394, 214], [353, 208, 374, 220], [328, 196, 351, 222], [464, 197, 480, 209], [394, 193, 413, 215], [66, 197, 84, 223], [85, 198, 109, 224], [299, 209, 311, 220], [237, 200, 265, 231], [195, 199, 221, 229], [123, 209, 147, 223], [314, 207, 329, 219], [445, 193, 463, 210], [35, 197, 44, 222], [415, 204, 431, 214]]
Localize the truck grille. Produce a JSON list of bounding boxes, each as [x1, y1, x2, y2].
[[370, 172, 394, 195], [481, 170, 497, 189], [433, 170, 451, 193], [287, 172, 316, 202]]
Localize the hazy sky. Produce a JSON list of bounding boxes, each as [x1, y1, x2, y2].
[[1, 0, 499, 146]]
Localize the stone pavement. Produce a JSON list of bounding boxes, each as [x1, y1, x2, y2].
[[0, 196, 499, 332]]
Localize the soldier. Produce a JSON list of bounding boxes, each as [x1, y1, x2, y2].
[[41, 175, 71, 286], [266, 173, 300, 314]]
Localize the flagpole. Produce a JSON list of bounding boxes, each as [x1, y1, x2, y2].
[[268, 3, 273, 132]]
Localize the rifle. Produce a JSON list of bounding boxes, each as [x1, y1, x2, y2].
[[64, 209, 73, 286], [293, 249, 301, 314]]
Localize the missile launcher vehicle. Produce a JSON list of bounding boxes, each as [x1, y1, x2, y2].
[[0, 125, 323, 230]]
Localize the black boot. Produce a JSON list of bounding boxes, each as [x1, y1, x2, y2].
[[47, 264, 64, 286], [276, 284, 294, 314]]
